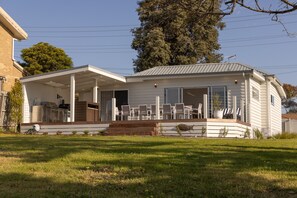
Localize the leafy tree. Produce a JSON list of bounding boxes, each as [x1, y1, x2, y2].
[[132, 0, 224, 72], [216, 1, 297, 16], [282, 83, 297, 113], [7, 80, 23, 132], [20, 42, 73, 75]]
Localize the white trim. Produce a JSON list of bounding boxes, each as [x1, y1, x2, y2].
[[252, 71, 265, 82], [13, 61, 24, 72], [266, 80, 271, 135], [12, 38, 15, 61], [20, 65, 126, 83], [0, 7, 28, 40]]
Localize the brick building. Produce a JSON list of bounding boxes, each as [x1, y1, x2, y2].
[[0, 7, 28, 127], [0, 7, 28, 92]]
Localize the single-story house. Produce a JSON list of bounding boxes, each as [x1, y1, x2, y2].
[[282, 113, 297, 133], [20, 63, 286, 137]]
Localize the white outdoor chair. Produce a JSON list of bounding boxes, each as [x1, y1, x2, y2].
[[197, 103, 202, 118], [139, 104, 149, 120], [175, 103, 185, 119], [236, 108, 241, 120], [121, 105, 132, 120], [150, 104, 156, 120], [162, 104, 172, 120]]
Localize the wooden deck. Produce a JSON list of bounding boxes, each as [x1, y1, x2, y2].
[[21, 119, 251, 138]]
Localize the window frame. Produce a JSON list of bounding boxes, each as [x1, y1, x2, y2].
[[252, 86, 259, 101]]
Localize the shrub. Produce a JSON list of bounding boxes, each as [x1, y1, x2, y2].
[[244, 128, 250, 139], [253, 128, 263, 139], [72, 131, 77, 135], [201, 127, 206, 137], [42, 132, 48, 135], [220, 126, 228, 138], [98, 130, 107, 136], [273, 132, 297, 139], [83, 130, 89, 135], [56, 131, 62, 135]]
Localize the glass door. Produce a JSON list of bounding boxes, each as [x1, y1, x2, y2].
[[100, 91, 113, 121]]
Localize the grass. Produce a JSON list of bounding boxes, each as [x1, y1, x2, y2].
[[0, 134, 296, 197]]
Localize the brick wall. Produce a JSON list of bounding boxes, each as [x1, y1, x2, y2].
[[0, 23, 23, 92]]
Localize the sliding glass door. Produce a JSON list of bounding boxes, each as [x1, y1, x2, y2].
[[100, 90, 128, 121], [164, 88, 182, 105]]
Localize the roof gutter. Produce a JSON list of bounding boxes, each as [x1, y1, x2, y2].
[[0, 7, 28, 40], [266, 75, 286, 99]]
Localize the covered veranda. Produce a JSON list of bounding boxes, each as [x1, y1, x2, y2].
[[20, 65, 251, 138]]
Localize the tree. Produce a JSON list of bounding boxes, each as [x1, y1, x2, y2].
[[190, 1, 297, 16], [282, 83, 297, 113], [132, 0, 224, 72], [20, 42, 73, 75], [7, 80, 23, 132]]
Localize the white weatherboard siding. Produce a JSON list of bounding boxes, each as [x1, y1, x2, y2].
[[159, 121, 251, 138], [102, 75, 246, 108], [249, 79, 262, 130], [260, 82, 268, 130], [21, 123, 109, 134], [270, 84, 282, 134]]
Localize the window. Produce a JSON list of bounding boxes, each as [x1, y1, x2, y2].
[[271, 95, 275, 106], [252, 87, 259, 101], [164, 88, 182, 105]]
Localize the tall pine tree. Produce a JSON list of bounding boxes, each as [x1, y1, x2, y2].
[[132, 0, 224, 72]]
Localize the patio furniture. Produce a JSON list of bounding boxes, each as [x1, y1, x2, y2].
[[150, 104, 157, 120], [175, 103, 185, 119], [236, 108, 241, 120], [192, 103, 202, 119], [162, 104, 172, 120], [139, 104, 149, 120], [121, 105, 132, 120], [223, 108, 232, 119]]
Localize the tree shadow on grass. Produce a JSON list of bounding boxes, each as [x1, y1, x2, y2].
[[0, 136, 296, 197], [0, 136, 176, 163]]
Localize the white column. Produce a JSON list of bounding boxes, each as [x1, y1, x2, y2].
[[233, 96, 237, 120], [240, 99, 245, 122], [70, 74, 75, 122], [22, 83, 30, 123], [111, 98, 116, 121], [93, 79, 98, 103], [156, 96, 160, 120], [203, 94, 208, 119]]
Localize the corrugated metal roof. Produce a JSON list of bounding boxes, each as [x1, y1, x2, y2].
[[130, 63, 268, 77]]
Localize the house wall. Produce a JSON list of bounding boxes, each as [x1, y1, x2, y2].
[[260, 81, 268, 130], [249, 78, 262, 130], [0, 23, 23, 92], [270, 83, 282, 135], [100, 75, 246, 111]]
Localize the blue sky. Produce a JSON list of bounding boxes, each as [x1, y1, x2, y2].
[[1, 0, 297, 85]]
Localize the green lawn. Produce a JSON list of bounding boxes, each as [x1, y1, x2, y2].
[[0, 134, 296, 198]]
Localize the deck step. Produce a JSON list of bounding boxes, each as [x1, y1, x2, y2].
[[107, 121, 159, 136]]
